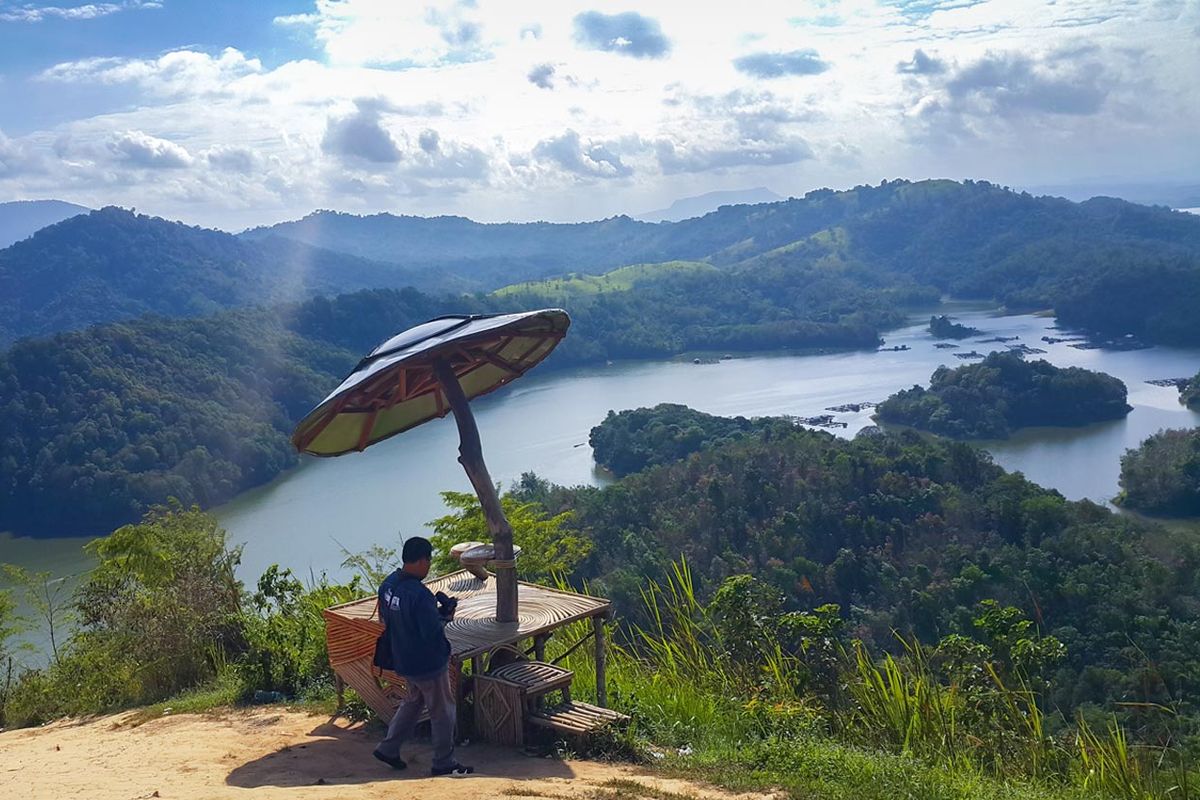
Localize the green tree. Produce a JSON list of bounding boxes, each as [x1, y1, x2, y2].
[[428, 489, 590, 580], [1, 565, 75, 664], [72, 503, 245, 703], [239, 565, 362, 698], [0, 588, 19, 725], [4, 504, 246, 725], [1117, 428, 1200, 515]]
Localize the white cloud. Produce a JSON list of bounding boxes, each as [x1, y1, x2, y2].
[[0, 1, 1195, 229], [204, 145, 258, 173], [406, 129, 491, 180], [733, 50, 830, 78], [572, 10, 671, 59], [279, 0, 494, 67], [322, 101, 403, 163], [0, 1, 160, 23], [528, 62, 556, 89], [656, 137, 812, 174], [532, 129, 634, 179], [108, 131, 193, 168], [0, 129, 46, 176], [41, 47, 264, 98], [897, 49, 947, 75]]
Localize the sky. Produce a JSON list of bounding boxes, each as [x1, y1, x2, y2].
[[0, 0, 1197, 230]]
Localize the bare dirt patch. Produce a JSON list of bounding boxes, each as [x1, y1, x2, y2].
[[0, 708, 763, 800]]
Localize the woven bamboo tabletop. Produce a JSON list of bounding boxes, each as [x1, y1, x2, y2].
[[324, 569, 610, 663]]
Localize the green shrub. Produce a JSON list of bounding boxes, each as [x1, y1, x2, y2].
[[3, 503, 243, 723], [238, 565, 363, 700]]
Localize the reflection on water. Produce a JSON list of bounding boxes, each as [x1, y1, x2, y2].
[[4, 308, 1199, 590]]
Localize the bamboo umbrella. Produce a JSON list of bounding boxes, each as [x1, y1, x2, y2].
[[291, 309, 570, 623]]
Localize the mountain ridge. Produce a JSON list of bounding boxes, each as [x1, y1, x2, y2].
[[0, 207, 437, 345], [635, 186, 785, 222]]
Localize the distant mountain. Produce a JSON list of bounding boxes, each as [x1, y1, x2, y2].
[[11, 182, 1200, 348], [236, 187, 907, 281], [0, 207, 434, 345], [244, 188, 786, 278], [247, 180, 1200, 344], [1024, 181, 1200, 210], [241, 210, 666, 284], [0, 199, 89, 248], [636, 187, 785, 222]]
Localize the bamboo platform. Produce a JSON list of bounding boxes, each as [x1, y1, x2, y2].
[[530, 701, 630, 734], [323, 570, 610, 721]]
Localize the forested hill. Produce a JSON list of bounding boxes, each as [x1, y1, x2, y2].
[[537, 407, 1200, 737], [0, 207, 435, 345], [250, 180, 1200, 345], [7, 181, 1200, 349], [6, 178, 1200, 535], [0, 289, 447, 536], [242, 210, 662, 283], [0, 268, 910, 536]]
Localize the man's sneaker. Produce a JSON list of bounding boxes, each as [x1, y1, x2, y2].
[[431, 763, 475, 778], [372, 750, 407, 770]]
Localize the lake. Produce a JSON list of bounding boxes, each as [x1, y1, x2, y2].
[[4, 306, 1200, 594]]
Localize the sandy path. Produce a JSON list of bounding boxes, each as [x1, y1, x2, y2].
[[0, 708, 758, 800]]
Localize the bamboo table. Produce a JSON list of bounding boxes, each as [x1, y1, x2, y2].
[[323, 570, 611, 722]]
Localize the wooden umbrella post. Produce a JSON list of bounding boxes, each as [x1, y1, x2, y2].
[[433, 359, 519, 623]]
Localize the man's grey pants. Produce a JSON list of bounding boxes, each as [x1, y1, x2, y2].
[[377, 668, 456, 769]]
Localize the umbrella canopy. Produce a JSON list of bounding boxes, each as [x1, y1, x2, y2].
[[291, 307, 570, 624], [293, 309, 570, 456]]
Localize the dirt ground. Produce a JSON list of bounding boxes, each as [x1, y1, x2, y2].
[[0, 708, 764, 800]]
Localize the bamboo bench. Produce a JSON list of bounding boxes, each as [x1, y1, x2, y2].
[[529, 700, 630, 735], [475, 660, 629, 744], [475, 660, 574, 745]]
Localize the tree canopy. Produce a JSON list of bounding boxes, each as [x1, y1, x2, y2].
[[875, 352, 1130, 439], [521, 405, 1200, 733], [1118, 428, 1200, 516]]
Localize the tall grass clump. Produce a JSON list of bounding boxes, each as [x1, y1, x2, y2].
[[552, 559, 1198, 800], [846, 642, 961, 762]]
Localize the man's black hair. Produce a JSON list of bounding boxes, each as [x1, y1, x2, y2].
[[402, 536, 434, 564]]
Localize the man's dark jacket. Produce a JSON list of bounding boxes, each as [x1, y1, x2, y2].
[[378, 570, 450, 678]]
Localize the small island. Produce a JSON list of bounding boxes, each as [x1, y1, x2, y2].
[[1118, 428, 1200, 516], [1182, 370, 1200, 408], [929, 314, 981, 339], [875, 351, 1131, 438], [590, 403, 769, 477]]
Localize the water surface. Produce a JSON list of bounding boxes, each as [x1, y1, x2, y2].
[[5, 308, 1199, 591]]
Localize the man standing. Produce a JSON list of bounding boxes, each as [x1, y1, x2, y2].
[[373, 537, 474, 777]]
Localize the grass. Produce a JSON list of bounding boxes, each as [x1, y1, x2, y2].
[[499, 781, 701, 800], [673, 737, 1086, 800], [544, 561, 1198, 800], [593, 779, 699, 800], [491, 261, 717, 300], [123, 672, 243, 725], [39, 556, 1196, 800], [122, 666, 346, 726]]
